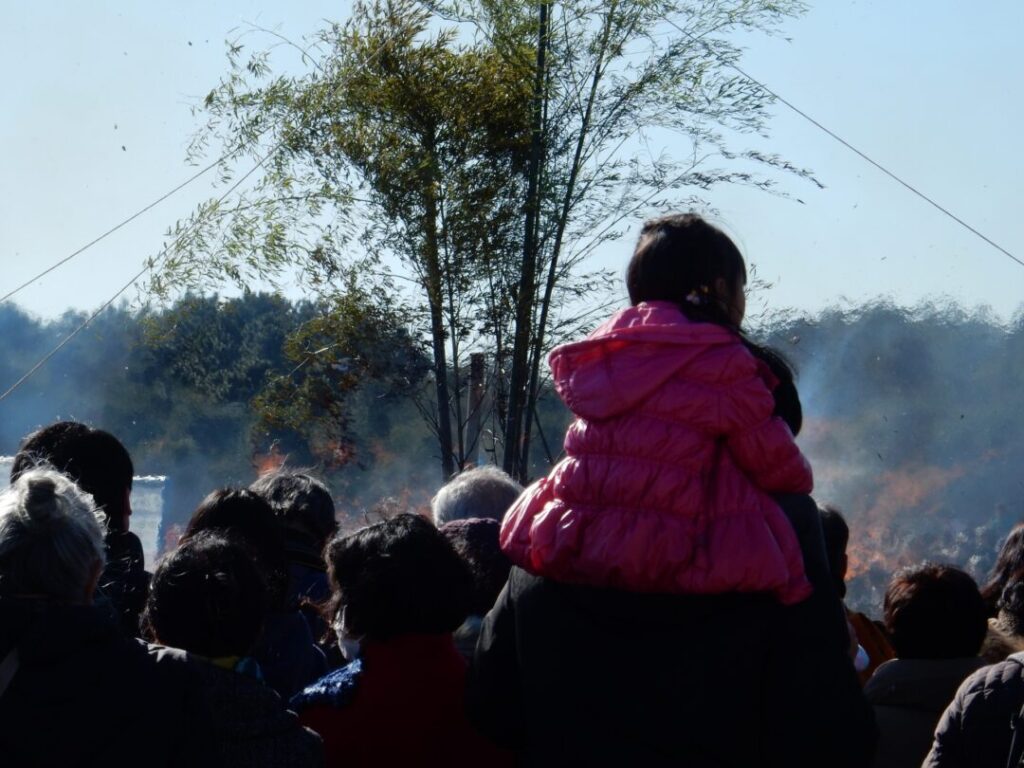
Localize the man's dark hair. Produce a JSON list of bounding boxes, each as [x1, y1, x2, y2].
[[884, 563, 987, 659], [181, 488, 288, 609], [11, 421, 133, 531], [819, 505, 851, 599], [143, 532, 268, 657], [249, 469, 337, 548], [325, 513, 471, 641]]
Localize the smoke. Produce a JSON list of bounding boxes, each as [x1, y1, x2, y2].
[[759, 301, 1024, 611]]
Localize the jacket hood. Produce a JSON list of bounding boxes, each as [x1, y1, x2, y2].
[[550, 301, 738, 420], [864, 657, 986, 714]]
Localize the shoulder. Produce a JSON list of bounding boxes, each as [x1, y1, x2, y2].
[[290, 658, 363, 712]]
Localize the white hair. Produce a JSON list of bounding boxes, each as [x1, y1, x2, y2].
[[431, 465, 523, 526], [0, 468, 106, 601]]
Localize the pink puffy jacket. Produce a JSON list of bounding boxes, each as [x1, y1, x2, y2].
[[500, 301, 813, 604]]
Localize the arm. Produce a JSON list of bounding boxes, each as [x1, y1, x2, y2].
[[465, 575, 525, 750], [719, 369, 813, 494], [922, 685, 971, 768]]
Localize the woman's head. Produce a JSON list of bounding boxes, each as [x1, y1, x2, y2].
[[181, 488, 288, 609], [983, 524, 1024, 616], [627, 213, 747, 328], [324, 513, 472, 643], [143, 533, 268, 658], [0, 468, 106, 603], [884, 563, 987, 659]]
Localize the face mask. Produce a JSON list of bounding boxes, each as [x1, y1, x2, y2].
[[333, 607, 363, 662]]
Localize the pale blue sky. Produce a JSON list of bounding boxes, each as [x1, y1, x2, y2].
[[2, 1, 1022, 322]]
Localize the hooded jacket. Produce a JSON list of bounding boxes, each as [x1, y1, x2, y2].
[[501, 302, 813, 603], [864, 656, 985, 768]]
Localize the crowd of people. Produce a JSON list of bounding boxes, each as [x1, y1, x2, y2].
[[2, 214, 1024, 767]]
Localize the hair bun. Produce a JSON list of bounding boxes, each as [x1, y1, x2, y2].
[[23, 476, 60, 523]]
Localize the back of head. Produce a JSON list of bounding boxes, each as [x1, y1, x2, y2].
[[746, 344, 802, 436], [431, 465, 523, 526], [326, 513, 471, 641], [182, 488, 288, 608], [439, 517, 512, 616], [983, 523, 1024, 615], [0, 468, 106, 602], [884, 563, 987, 659], [11, 421, 133, 532], [819, 505, 851, 599], [997, 566, 1024, 636], [249, 469, 337, 548], [144, 533, 268, 657], [626, 213, 746, 328]]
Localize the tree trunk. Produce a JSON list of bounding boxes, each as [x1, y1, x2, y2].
[[503, 0, 550, 483]]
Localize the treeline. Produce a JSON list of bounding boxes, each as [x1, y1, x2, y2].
[[2, 295, 1023, 610]]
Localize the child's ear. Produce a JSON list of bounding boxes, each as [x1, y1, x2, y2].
[[713, 277, 730, 300]]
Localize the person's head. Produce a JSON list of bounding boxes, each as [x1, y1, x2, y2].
[[325, 513, 471, 644], [439, 517, 512, 616], [249, 469, 337, 550], [983, 523, 1024, 615], [996, 566, 1024, 636], [883, 563, 987, 659], [181, 488, 288, 608], [747, 344, 802, 436], [0, 468, 106, 603], [431, 465, 523, 526], [143, 533, 269, 658], [11, 421, 134, 532], [819, 505, 851, 599], [627, 213, 747, 328]]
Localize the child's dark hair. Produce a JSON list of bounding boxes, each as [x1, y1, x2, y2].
[[323, 513, 471, 642], [983, 524, 1024, 616], [181, 488, 289, 610], [627, 213, 746, 328], [143, 532, 269, 658], [629, 213, 800, 433]]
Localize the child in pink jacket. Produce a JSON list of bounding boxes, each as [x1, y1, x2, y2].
[[500, 213, 813, 604]]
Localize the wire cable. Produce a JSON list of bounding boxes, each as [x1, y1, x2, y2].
[[0, 30, 393, 402], [664, 17, 1022, 268]]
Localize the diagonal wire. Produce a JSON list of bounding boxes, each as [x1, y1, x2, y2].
[[663, 17, 1022, 268], [0, 29, 392, 403], [0, 156, 228, 305]]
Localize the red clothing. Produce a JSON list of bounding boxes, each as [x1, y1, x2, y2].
[[501, 301, 813, 603], [296, 634, 510, 768]]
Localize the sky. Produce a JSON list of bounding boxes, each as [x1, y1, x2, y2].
[[2, 0, 1022, 324]]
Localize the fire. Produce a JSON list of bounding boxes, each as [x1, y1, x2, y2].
[[253, 442, 287, 476]]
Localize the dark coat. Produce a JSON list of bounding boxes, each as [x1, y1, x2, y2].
[[864, 657, 985, 768], [468, 566, 875, 768], [192, 659, 323, 768], [924, 653, 1024, 768], [253, 609, 328, 701], [0, 598, 213, 768], [292, 634, 511, 768]]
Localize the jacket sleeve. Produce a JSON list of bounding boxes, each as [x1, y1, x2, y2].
[[465, 576, 525, 751], [718, 365, 813, 494], [922, 680, 971, 768]]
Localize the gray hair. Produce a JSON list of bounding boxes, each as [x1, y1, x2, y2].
[[431, 465, 523, 526], [0, 468, 106, 601]]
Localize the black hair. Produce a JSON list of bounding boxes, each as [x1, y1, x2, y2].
[[626, 213, 746, 328], [11, 421, 133, 531], [883, 563, 987, 659], [982, 523, 1024, 616], [439, 517, 512, 616], [746, 344, 802, 436], [818, 505, 850, 599], [997, 566, 1024, 636], [324, 513, 471, 642], [181, 489, 289, 610], [249, 469, 337, 548], [143, 532, 268, 658]]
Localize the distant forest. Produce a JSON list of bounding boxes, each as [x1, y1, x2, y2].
[[1, 294, 1021, 611]]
